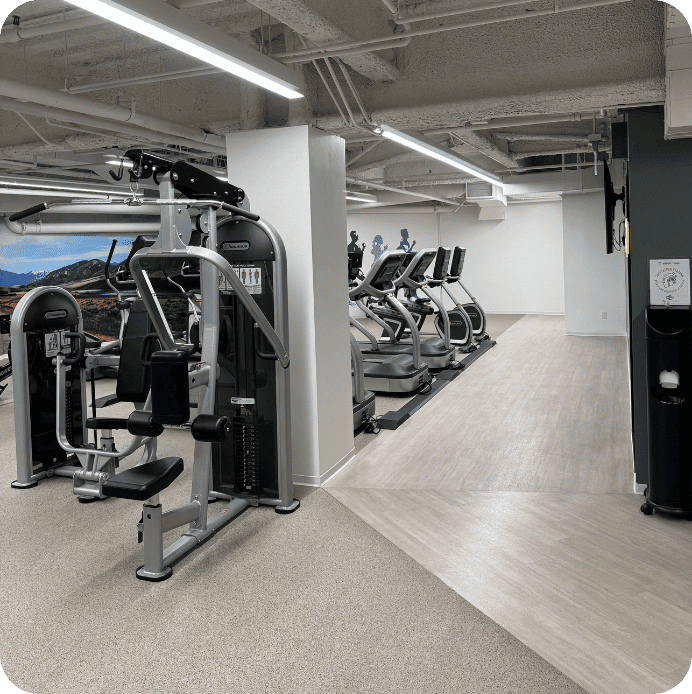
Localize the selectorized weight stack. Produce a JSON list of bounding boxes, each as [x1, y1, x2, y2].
[[211, 218, 286, 501]]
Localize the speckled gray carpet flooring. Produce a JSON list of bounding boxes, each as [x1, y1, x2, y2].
[[1, 373, 584, 694]]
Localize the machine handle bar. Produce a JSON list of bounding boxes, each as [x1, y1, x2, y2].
[[220, 203, 259, 222], [8, 203, 48, 222], [63, 332, 86, 367]]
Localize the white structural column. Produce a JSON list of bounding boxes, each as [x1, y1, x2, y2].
[[226, 125, 354, 485]]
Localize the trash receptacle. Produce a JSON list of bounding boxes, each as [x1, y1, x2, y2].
[[642, 305, 692, 516]]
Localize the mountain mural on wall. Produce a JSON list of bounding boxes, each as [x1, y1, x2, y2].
[[0, 259, 128, 290], [0, 269, 49, 287]]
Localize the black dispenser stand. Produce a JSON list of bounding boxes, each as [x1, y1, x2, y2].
[[642, 305, 692, 517]]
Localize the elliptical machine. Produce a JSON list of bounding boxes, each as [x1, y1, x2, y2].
[[442, 246, 491, 343]]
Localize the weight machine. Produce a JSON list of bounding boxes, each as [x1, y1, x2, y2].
[[9, 150, 299, 580]]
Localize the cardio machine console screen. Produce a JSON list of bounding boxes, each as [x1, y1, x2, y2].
[[450, 247, 466, 277], [433, 247, 451, 281], [408, 251, 437, 280], [371, 257, 403, 289], [348, 250, 364, 282]]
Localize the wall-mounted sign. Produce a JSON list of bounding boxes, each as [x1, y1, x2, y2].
[[649, 259, 691, 306]]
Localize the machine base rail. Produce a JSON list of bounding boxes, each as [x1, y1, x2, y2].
[[379, 339, 496, 431]]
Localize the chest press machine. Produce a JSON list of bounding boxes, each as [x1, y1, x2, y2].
[[10, 150, 299, 581]]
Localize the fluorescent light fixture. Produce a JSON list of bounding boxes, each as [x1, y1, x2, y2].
[[346, 192, 378, 203], [66, 0, 305, 100], [377, 124, 504, 189]]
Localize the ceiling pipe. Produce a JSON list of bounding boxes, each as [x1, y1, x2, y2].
[[0, 16, 106, 44], [0, 97, 225, 155], [61, 36, 412, 96], [43, 117, 169, 150], [495, 132, 592, 142], [0, 0, 222, 42], [379, 0, 413, 46], [510, 146, 600, 159], [341, 106, 660, 144], [271, 0, 632, 61], [346, 141, 382, 167], [346, 176, 462, 205], [44, 0, 598, 97], [394, 0, 560, 23], [0, 77, 225, 151], [64, 67, 221, 95]]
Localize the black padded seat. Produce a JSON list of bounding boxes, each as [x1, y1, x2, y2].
[[85, 417, 129, 430], [102, 457, 184, 501]]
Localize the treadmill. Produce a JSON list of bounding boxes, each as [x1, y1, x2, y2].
[[350, 251, 430, 393], [357, 248, 456, 370]]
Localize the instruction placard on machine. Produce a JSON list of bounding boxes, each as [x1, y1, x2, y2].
[[649, 259, 691, 306], [44, 330, 72, 358], [219, 266, 262, 295]]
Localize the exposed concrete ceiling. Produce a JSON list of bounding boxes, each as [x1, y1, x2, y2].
[[0, 0, 667, 210]]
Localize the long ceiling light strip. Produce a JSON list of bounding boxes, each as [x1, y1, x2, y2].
[[376, 124, 504, 189], [65, 0, 304, 100]]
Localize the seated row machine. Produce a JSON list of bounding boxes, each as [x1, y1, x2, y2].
[[10, 150, 300, 581]]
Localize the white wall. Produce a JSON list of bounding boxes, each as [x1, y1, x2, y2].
[[562, 192, 627, 335], [348, 200, 566, 315], [440, 203, 565, 314]]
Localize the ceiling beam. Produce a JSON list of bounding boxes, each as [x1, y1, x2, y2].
[[450, 130, 518, 168], [244, 0, 400, 81]]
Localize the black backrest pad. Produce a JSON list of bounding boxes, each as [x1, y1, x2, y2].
[[150, 350, 190, 425], [450, 247, 466, 276], [116, 299, 154, 403]]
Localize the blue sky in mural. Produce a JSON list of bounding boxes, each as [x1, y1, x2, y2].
[[0, 232, 131, 273]]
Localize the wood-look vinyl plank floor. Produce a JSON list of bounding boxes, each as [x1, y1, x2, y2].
[[326, 315, 692, 694], [328, 488, 692, 694]]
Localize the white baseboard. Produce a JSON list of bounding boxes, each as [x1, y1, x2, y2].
[[489, 311, 565, 315], [292, 446, 356, 487], [320, 447, 356, 486], [566, 331, 627, 337]]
